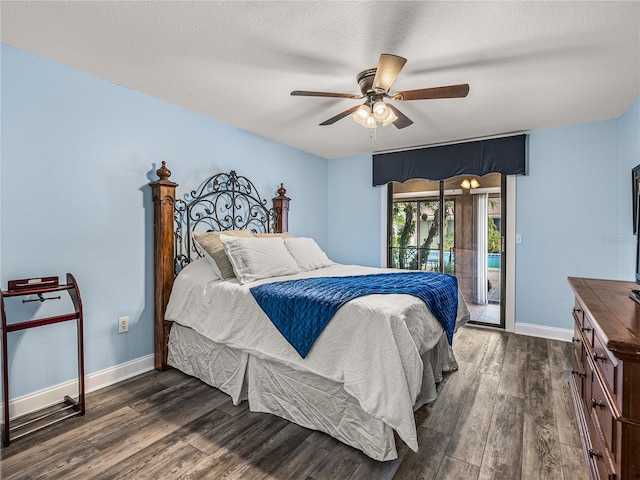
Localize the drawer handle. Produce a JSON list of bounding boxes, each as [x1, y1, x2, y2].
[[588, 448, 602, 460], [581, 325, 592, 332], [571, 337, 581, 344], [591, 398, 605, 409], [571, 369, 586, 378], [593, 353, 607, 363]]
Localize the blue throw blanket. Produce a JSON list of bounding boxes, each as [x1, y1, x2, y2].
[[250, 271, 458, 358]]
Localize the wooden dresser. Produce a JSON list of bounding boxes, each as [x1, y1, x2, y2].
[[568, 277, 640, 480]]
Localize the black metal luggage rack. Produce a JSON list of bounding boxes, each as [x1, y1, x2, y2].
[[1, 273, 85, 447]]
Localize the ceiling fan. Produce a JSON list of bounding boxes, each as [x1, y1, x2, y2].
[[291, 54, 469, 130]]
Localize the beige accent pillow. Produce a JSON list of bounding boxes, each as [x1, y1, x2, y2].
[[252, 232, 293, 238], [192, 230, 253, 279]]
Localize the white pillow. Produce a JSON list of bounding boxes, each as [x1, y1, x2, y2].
[[284, 237, 333, 271], [219, 235, 300, 284]]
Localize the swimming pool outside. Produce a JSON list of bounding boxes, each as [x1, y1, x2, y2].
[[426, 251, 501, 269], [487, 253, 500, 269], [391, 249, 501, 270]]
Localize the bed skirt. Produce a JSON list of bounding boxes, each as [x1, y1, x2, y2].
[[167, 323, 458, 461]]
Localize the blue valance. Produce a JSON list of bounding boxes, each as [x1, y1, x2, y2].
[[372, 134, 527, 186]]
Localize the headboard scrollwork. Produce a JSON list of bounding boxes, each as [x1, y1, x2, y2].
[[174, 170, 280, 274]]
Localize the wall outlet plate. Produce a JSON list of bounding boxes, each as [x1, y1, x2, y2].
[[118, 316, 129, 334]]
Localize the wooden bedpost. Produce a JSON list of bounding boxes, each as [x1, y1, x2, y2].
[[150, 161, 177, 371], [272, 184, 290, 233]]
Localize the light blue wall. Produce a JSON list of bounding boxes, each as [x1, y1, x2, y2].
[[327, 154, 384, 267], [1, 45, 327, 399], [617, 96, 640, 278], [0, 46, 3, 323], [515, 120, 621, 329], [517, 98, 638, 329]]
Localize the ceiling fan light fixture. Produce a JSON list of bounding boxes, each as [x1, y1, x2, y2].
[[352, 112, 367, 127], [352, 102, 395, 128], [353, 102, 379, 129], [372, 100, 388, 121], [365, 115, 377, 128], [352, 113, 370, 127], [381, 108, 398, 126], [355, 104, 370, 120]]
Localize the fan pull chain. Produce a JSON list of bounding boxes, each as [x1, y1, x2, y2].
[[370, 128, 377, 141]]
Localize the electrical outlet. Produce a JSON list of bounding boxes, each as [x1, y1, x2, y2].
[[118, 316, 129, 334]]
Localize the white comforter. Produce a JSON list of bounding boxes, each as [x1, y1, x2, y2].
[[165, 259, 469, 452]]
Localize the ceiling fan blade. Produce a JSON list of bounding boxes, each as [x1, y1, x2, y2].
[[319, 105, 361, 126], [291, 90, 362, 99], [393, 83, 470, 101], [387, 104, 413, 129], [372, 54, 407, 92]]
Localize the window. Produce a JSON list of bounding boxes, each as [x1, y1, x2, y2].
[[391, 199, 455, 273]]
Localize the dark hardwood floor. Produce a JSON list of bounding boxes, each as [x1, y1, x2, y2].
[[1, 326, 588, 479]]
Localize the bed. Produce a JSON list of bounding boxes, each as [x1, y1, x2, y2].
[[149, 162, 470, 461]]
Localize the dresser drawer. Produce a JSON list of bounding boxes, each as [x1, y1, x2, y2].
[[581, 340, 593, 408], [581, 311, 596, 348], [573, 300, 584, 324], [587, 408, 617, 480], [592, 333, 619, 396], [572, 352, 587, 401], [573, 320, 585, 370], [590, 371, 617, 455]]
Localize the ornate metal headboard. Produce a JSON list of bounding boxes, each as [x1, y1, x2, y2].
[[150, 161, 290, 370], [174, 170, 281, 274]]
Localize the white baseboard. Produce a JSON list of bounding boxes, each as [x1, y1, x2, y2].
[[514, 322, 573, 342], [3, 354, 155, 420]]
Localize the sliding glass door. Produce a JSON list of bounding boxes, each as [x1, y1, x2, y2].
[[388, 174, 505, 328]]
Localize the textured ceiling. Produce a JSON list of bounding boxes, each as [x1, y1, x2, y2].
[[2, 1, 639, 159]]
